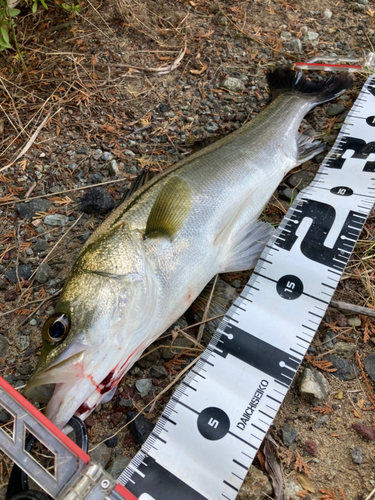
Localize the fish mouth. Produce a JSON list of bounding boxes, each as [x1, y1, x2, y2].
[[24, 351, 87, 409]]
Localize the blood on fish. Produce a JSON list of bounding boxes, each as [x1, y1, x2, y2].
[[100, 370, 115, 387], [76, 402, 90, 416]]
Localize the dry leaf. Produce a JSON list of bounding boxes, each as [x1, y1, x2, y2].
[[353, 409, 361, 418], [100, 124, 117, 132], [296, 473, 315, 493], [190, 65, 208, 75], [357, 398, 365, 409]]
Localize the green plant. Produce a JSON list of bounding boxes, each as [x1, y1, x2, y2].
[[61, 1, 79, 14], [32, 0, 48, 13], [0, 0, 20, 51], [0, 0, 48, 52]]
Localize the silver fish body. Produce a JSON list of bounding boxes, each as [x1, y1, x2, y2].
[[24, 69, 352, 429]]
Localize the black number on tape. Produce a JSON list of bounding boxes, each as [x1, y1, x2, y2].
[[366, 116, 375, 127], [276, 200, 364, 269], [276, 275, 303, 300], [330, 186, 353, 196], [197, 407, 230, 441], [326, 136, 375, 170]]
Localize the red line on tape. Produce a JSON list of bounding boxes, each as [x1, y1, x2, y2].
[[114, 483, 138, 500], [0, 375, 90, 464], [294, 62, 362, 69]]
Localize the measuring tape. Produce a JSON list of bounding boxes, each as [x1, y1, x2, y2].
[[1, 70, 375, 500], [116, 74, 375, 499]]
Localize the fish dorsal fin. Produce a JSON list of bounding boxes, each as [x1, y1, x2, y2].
[[121, 169, 160, 203], [145, 176, 191, 239]]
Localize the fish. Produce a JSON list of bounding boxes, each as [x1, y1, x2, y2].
[[24, 68, 352, 429]]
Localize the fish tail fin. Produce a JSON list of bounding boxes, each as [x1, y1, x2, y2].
[[267, 67, 352, 105]]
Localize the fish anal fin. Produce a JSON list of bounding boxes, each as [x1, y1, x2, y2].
[[297, 133, 325, 165], [145, 177, 192, 239], [220, 220, 274, 273]]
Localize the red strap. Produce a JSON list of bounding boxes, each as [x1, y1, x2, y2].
[[0, 375, 90, 464]]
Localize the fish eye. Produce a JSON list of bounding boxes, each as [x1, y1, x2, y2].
[[42, 313, 70, 345]]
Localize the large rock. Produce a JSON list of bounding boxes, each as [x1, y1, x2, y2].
[[238, 466, 272, 500], [106, 456, 131, 479], [127, 412, 154, 445], [80, 187, 115, 215], [364, 352, 375, 382], [5, 264, 33, 283], [323, 354, 360, 381], [16, 199, 51, 218]]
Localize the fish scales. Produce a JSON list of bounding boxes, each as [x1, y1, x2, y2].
[[24, 68, 353, 429]]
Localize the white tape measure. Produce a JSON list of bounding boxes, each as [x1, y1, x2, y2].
[[118, 74, 375, 499], [113, 74, 375, 499]]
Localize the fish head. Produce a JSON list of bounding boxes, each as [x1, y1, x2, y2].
[[24, 224, 155, 429]]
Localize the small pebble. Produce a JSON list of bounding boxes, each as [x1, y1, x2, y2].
[[43, 214, 69, 226], [35, 263, 52, 284], [281, 424, 298, 447], [352, 422, 375, 440], [135, 378, 153, 397], [347, 316, 361, 327], [351, 446, 364, 464], [103, 435, 118, 448], [221, 77, 245, 93], [305, 439, 318, 456], [299, 368, 330, 404], [102, 152, 114, 161], [0, 335, 9, 357]]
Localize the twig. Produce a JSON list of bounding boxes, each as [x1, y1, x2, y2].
[[0, 292, 60, 318], [365, 487, 375, 500], [0, 177, 130, 206], [197, 274, 218, 343], [18, 292, 61, 327], [118, 42, 187, 75], [330, 300, 375, 318], [182, 313, 226, 331], [0, 112, 54, 172], [38, 21, 75, 34], [149, 353, 202, 412]]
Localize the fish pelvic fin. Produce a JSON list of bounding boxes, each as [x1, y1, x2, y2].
[[186, 278, 239, 343], [297, 133, 326, 165], [145, 176, 192, 239], [267, 67, 352, 105], [220, 220, 274, 273]]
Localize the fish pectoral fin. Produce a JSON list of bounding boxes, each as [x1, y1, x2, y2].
[[297, 133, 325, 165], [145, 176, 192, 239], [220, 220, 274, 273]]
